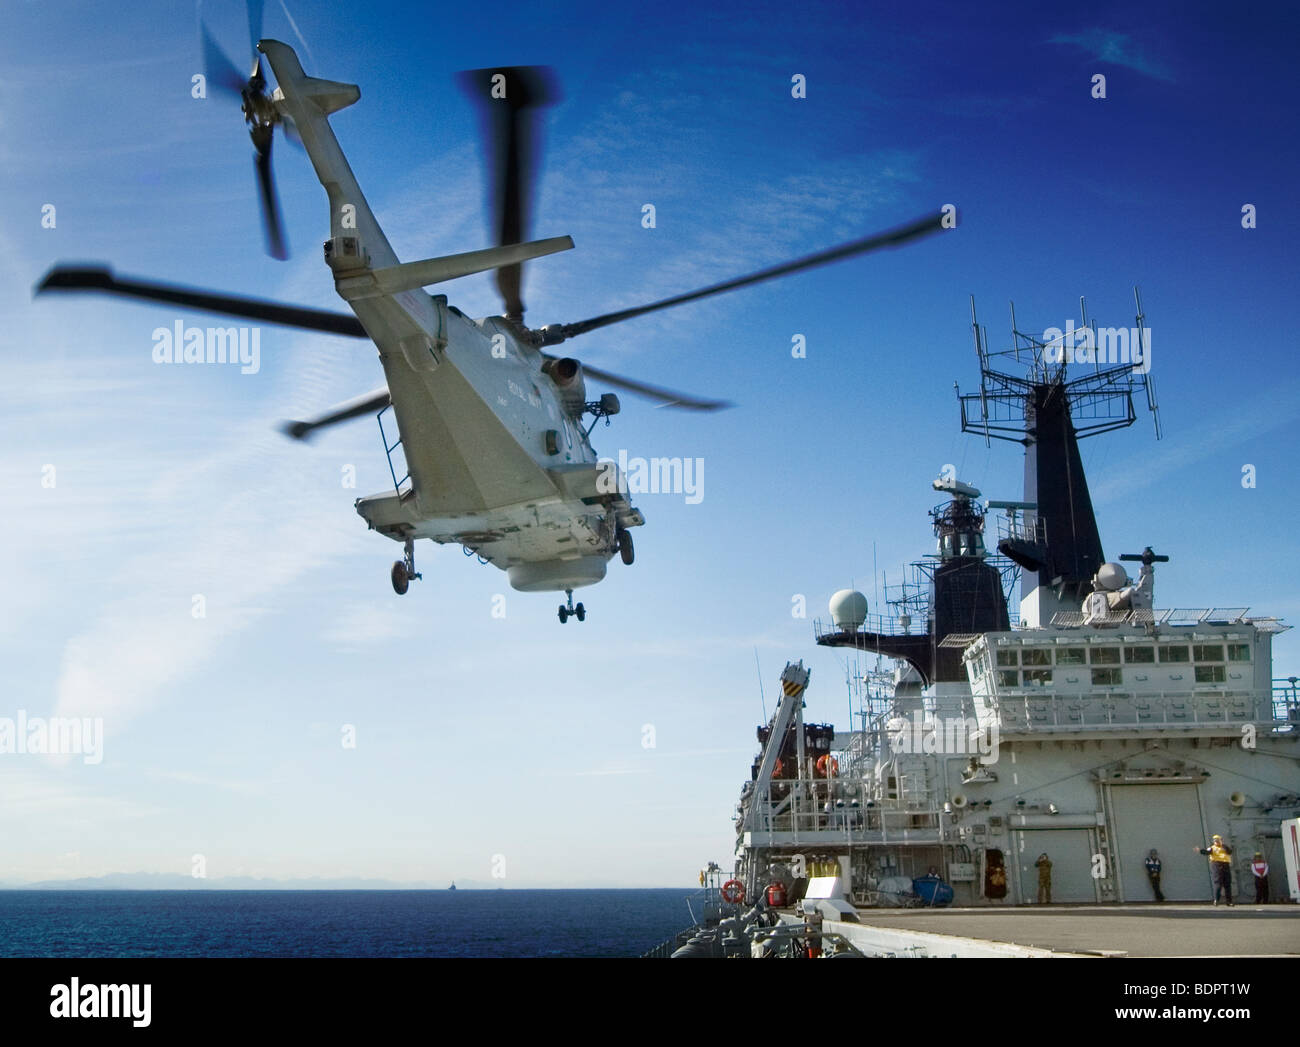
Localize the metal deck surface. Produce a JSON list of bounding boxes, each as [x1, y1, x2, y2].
[[841, 904, 1300, 957]]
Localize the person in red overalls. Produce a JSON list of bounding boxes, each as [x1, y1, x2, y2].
[[1250, 853, 1269, 904]]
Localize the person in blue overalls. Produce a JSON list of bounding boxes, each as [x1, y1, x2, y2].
[[1144, 849, 1165, 902]]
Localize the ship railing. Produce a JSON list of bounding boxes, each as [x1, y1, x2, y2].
[[969, 687, 1297, 732], [813, 614, 929, 641], [744, 795, 941, 842]]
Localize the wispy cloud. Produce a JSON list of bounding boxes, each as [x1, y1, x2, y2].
[[1050, 29, 1174, 82]]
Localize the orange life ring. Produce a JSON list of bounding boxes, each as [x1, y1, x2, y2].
[[721, 879, 746, 904], [816, 755, 839, 778]]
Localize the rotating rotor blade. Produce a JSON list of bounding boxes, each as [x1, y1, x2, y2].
[[254, 136, 289, 260], [458, 66, 559, 323], [541, 211, 950, 345], [201, 21, 247, 96], [282, 387, 391, 440], [246, 0, 265, 65], [565, 358, 732, 412], [35, 266, 366, 337]]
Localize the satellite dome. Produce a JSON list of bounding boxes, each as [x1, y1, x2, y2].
[[829, 589, 868, 631], [1095, 562, 1129, 591]]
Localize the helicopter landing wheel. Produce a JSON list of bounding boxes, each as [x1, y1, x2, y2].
[[617, 527, 634, 566], [558, 589, 585, 624], [392, 538, 422, 596]]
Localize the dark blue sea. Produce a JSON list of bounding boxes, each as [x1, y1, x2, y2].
[[0, 890, 695, 958]]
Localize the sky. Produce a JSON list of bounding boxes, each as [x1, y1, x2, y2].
[[2, 0, 1298, 887]]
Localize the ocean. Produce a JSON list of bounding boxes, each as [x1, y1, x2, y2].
[[0, 889, 694, 958]]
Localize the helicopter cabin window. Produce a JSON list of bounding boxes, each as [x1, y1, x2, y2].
[[1158, 645, 1190, 663], [1227, 643, 1251, 662], [1023, 649, 1052, 667], [1057, 647, 1086, 666], [1092, 668, 1122, 686], [1124, 646, 1155, 664], [1090, 647, 1120, 665], [1195, 665, 1227, 684], [1193, 644, 1225, 663], [996, 650, 1018, 667]]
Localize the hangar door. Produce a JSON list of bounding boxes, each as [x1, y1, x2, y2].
[[1015, 829, 1096, 904], [1109, 783, 1207, 901]]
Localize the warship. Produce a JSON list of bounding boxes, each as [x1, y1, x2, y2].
[[648, 295, 1300, 958]]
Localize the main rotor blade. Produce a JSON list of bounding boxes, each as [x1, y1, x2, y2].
[[201, 20, 247, 96], [282, 387, 392, 440], [458, 66, 559, 323], [543, 211, 950, 345], [554, 357, 731, 412], [35, 266, 367, 337], [254, 139, 289, 260]]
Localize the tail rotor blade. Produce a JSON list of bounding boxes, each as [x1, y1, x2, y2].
[[201, 21, 247, 97], [246, 0, 265, 63], [254, 139, 289, 260]]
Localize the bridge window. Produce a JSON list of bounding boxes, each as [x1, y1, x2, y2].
[[1193, 644, 1224, 662], [997, 670, 1019, 687], [1195, 665, 1226, 684], [1024, 649, 1052, 666], [1023, 669, 1053, 686], [1057, 647, 1086, 666], [1092, 668, 1122, 686], [1124, 646, 1155, 663], [1091, 647, 1121, 665], [1158, 645, 1190, 663], [996, 650, 1018, 667], [1227, 643, 1250, 662]]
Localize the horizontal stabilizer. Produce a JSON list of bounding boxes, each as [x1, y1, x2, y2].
[[334, 236, 575, 301], [261, 40, 358, 115]]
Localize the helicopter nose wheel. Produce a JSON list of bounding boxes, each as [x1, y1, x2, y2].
[[616, 527, 634, 566], [558, 589, 586, 624], [391, 538, 423, 596]]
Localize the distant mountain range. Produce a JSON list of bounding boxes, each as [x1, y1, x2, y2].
[[2, 872, 505, 890]]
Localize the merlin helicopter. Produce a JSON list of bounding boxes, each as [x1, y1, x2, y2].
[[36, 16, 949, 623]]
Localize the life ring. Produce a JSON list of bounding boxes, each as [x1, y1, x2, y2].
[[721, 879, 746, 904], [816, 754, 839, 778]]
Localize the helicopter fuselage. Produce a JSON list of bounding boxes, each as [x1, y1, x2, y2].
[[261, 40, 641, 593]]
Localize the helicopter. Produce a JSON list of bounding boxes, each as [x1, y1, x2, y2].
[[35, 15, 949, 624]]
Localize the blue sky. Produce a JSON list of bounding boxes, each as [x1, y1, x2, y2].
[[2, 0, 1297, 887]]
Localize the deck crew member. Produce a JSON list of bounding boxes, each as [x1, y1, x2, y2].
[[1194, 834, 1233, 906], [1144, 849, 1164, 902], [1034, 853, 1052, 904], [1250, 853, 1269, 904]]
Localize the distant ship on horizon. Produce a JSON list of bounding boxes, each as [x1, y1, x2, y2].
[[448, 882, 456, 891]]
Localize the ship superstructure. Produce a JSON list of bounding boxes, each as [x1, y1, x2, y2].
[[730, 296, 1299, 917]]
